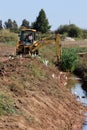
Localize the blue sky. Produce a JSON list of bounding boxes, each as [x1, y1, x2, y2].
[[0, 0, 87, 30]]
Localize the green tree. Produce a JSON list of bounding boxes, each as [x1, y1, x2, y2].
[[0, 20, 3, 30], [12, 20, 19, 33], [56, 24, 83, 38], [32, 9, 51, 33], [68, 24, 82, 38], [4, 19, 13, 30], [21, 19, 29, 28], [56, 25, 69, 34], [82, 29, 87, 39], [4, 19, 19, 33]]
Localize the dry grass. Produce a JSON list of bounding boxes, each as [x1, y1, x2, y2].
[[0, 29, 18, 43], [61, 40, 87, 48]]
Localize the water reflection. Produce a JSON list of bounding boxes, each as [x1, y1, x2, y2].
[[71, 82, 87, 106], [70, 81, 87, 130]]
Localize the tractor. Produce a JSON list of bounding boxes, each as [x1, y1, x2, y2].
[[16, 27, 39, 55], [16, 27, 61, 62]]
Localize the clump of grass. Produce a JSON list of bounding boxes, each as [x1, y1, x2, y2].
[[8, 82, 25, 96], [26, 115, 35, 124], [0, 29, 18, 44], [0, 92, 17, 115], [29, 63, 47, 79]]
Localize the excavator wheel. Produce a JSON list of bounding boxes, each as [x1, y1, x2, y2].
[[35, 50, 39, 55], [24, 47, 29, 54], [33, 50, 39, 55], [16, 45, 24, 55], [30, 50, 39, 56]]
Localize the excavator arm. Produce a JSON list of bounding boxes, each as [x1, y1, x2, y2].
[[29, 34, 61, 62]]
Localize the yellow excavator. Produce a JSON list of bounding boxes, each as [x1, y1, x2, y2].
[[16, 27, 61, 62]]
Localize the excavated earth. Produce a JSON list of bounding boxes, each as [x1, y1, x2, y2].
[[0, 43, 86, 130]]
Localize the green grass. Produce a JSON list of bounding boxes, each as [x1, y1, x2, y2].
[[0, 92, 17, 115], [60, 47, 87, 72]]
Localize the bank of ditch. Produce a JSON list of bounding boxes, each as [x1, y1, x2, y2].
[[0, 55, 86, 130], [67, 74, 87, 130], [0, 42, 86, 130]]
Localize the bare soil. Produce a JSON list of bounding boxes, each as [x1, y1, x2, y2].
[[0, 42, 86, 130]]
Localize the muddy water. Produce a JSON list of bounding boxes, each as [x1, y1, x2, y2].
[[67, 76, 87, 130]]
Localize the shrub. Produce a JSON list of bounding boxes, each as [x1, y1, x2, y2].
[[60, 48, 87, 72], [60, 48, 78, 72], [56, 24, 83, 38]]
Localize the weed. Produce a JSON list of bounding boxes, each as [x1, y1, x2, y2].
[[9, 82, 25, 96], [0, 92, 17, 115], [28, 63, 47, 79], [26, 115, 35, 124]]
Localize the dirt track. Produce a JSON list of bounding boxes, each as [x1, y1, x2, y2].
[[0, 42, 86, 130]]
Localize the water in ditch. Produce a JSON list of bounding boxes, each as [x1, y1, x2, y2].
[[67, 76, 87, 130]]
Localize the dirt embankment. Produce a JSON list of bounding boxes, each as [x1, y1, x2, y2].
[[0, 43, 86, 130]]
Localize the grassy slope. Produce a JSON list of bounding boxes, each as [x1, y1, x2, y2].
[[0, 57, 85, 130], [0, 41, 86, 130]]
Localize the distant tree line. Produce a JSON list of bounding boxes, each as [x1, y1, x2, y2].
[[0, 8, 87, 39], [0, 9, 51, 34], [55, 24, 87, 39]]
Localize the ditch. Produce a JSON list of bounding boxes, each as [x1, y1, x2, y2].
[[67, 75, 87, 130]]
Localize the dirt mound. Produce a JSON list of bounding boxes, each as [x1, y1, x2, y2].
[[0, 43, 86, 130]]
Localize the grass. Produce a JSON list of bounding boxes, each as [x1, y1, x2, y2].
[[8, 81, 26, 96], [5, 41, 17, 47], [39, 43, 56, 64], [28, 63, 47, 80], [0, 29, 18, 44], [60, 47, 87, 72], [0, 92, 17, 115]]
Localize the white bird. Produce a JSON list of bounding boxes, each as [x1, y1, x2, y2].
[[19, 54, 23, 58], [64, 82, 67, 86], [43, 59, 49, 66], [60, 72, 63, 75], [52, 73, 55, 78], [8, 55, 12, 60]]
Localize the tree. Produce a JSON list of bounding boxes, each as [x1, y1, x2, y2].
[[4, 19, 19, 33], [12, 20, 19, 33], [56, 24, 83, 38], [21, 19, 30, 28], [4, 19, 13, 30], [0, 20, 3, 30], [32, 9, 51, 33], [82, 29, 87, 39], [56, 25, 69, 34], [68, 24, 82, 38]]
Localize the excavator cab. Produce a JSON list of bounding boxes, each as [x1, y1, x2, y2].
[[16, 27, 37, 55], [19, 29, 36, 44]]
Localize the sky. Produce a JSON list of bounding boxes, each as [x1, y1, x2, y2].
[[0, 0, 87, 30]]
